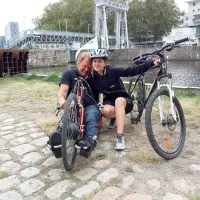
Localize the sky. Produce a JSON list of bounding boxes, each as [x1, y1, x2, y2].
[[0, 0, 188, 36]]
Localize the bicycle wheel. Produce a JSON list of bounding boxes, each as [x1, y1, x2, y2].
[[128, 77, 145, 122], [62, 93, 79, 171], [145, 88, 186, 159]]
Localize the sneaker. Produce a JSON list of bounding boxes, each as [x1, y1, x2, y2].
[[76, 136, 97, 158], [115, 134, 125, 150], [107, 118, 116, 129]]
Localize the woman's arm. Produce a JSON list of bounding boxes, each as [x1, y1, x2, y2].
[[111, 59, 156, 77]]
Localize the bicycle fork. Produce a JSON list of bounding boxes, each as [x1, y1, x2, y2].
[[157, 78, 177, 123]]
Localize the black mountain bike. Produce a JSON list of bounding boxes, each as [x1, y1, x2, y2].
[[128, 37, 188, 159]]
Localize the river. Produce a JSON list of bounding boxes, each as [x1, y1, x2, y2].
[[28, 60, 200, 88]]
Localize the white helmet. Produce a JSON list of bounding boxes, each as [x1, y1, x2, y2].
[[91, 49, 108, 60]]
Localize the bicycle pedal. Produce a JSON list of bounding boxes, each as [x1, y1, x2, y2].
[[130, 117, 139, 124]]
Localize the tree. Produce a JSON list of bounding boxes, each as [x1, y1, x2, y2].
[[144, 0, 184, 43], [127, 0, 149, 44], [33, 0, 94, 32]]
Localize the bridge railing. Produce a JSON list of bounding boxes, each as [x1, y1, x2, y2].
[[3, 29, 120, 49], [3, 30, 32, 48]]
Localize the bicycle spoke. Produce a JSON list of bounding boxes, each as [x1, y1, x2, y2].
[[151, 95, 181, 153]]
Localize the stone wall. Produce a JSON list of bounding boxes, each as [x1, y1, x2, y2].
[[28, 50, 67, 67], [108, 46, 200, 61], [28, 46, 200, 68]]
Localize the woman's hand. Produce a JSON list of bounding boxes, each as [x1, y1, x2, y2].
[[152, 59, 160, 68]]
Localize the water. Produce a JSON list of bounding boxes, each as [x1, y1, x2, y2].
[[28, 60, 200, 88]]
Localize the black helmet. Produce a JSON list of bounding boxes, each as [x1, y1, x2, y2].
[[91, 49, 108, 60]]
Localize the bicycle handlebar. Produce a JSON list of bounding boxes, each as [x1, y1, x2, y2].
[[132, 37, 190, 61], [174, 37, 190, 45]]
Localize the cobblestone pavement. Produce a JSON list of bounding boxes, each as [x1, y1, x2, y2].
[[0, 112, 200, 200]]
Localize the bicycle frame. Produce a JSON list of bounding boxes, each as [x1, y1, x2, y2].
[[74, 80, 85, 138], [143, 53, 177, 122], [72, 77, 102, 139]]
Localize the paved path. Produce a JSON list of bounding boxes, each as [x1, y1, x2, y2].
[[0, 112, 200, 200]]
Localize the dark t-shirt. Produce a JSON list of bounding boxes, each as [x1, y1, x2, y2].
[[59, 69, 99, 106]]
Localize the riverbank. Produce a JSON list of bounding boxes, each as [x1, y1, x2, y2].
[[0, 77, 200, 199]]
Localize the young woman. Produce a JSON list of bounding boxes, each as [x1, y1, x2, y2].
[[90, 49, 159, 150]]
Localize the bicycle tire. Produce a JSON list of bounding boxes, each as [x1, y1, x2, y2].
[[62, 93, 79, 171], [137, 80, 146, 120], [145, 88, 186, 159], [128, 77, 145, 121]]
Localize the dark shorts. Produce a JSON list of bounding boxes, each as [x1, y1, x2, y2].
[[103, 97, 133, 114]]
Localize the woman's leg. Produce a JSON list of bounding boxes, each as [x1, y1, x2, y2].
[[102, 98, 126, 133], [102, 104, 115, 118], [115, 97, 126, 134]]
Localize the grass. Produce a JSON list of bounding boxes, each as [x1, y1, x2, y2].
[[184, 150, 196, 156], [108, 177, 121, 185], [25, 73, 41, 80], [43, 73, 60, 83], [95, 153, 106, 160], [125, 167, 134, 173], [1, 73, 60, 83], [38, 117, 58, 135], [0, 171, 9, 179], [129, 148, 160, 163], [189, 195, 200, 200]]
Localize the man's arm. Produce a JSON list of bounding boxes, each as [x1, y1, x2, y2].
[[58, 84, 69, 109]]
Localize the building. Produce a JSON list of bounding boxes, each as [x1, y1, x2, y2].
[[184, 0, 200, 26], [0, 36, 6, 48], [4, 22, 19, 41], [162, 27, 197, 45], [184, 0, 200, 41]]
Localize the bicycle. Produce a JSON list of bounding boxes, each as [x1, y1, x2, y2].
[[61, 76, 102, 171], [128, 37, 189, 159]]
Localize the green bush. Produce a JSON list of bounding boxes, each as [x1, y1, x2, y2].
[[25, 73, 41, 80], [43, 73, 60, 83]]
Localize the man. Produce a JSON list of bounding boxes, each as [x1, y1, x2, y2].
[[48, 52, 100, 158]]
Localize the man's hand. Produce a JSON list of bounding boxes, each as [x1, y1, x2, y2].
[[58, 99, 66, 109], [58, 84, 69, 109]]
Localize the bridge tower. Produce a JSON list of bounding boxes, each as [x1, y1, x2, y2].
[[94, 0, 129, 49]]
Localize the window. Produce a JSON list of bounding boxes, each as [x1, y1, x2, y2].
[[186, 17, 188, 20], [193, 9, 195, 12], [193, 3, 195, 6]]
